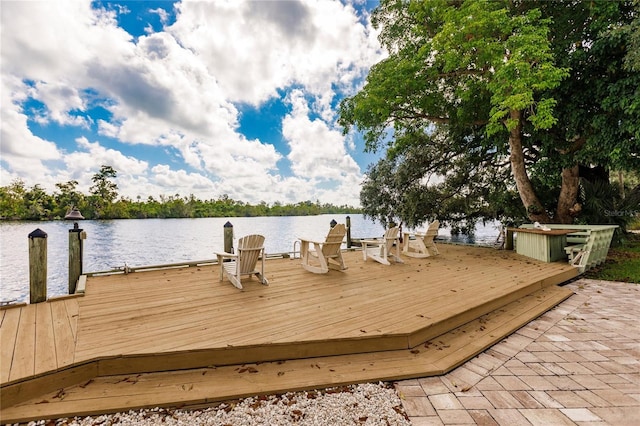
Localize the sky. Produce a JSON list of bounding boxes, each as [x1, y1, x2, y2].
[[1, 0, 386, 207]]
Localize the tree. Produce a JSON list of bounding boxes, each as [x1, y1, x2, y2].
[[0, 179, 28, 219], [24, 184, 54, 220], [53, 180, 84, 218], [89, 165, 118, 218], [620, 0, 640, 71], [339, 0, 639, 227]]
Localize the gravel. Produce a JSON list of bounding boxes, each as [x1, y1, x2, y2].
[[19, 382, 411, 426]]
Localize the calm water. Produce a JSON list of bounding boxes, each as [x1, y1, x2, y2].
[[0, 214, 501, 303]]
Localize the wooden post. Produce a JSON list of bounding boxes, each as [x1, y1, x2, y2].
[[28, 228, 47, 304], [505, 228, 514, 250], [68, 225, 86, 294], [346, 215, 352, 248], [223, 221, 234, 254]]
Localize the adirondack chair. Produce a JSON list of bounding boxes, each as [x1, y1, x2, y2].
[[402, 220, 440, 258], [216, 234, 268, 289], [361, 226, 404, 265], [299, 223, 347, 274]]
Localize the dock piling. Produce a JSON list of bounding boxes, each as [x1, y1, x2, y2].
[[224, 221, 234, 254], [28, 228, 47, 303], [68, 226, 86, 294], [65, 207, 86, 294]]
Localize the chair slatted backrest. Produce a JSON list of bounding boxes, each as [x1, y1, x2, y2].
[[425, 220, 440, 238], [237, 234, 265, 274], [383, 227, 399, 251], [322, 224, 346, 258]]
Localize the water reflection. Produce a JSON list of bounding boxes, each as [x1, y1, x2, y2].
[[0, 215, 501, 303]]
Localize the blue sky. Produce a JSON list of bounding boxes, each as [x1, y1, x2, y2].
[[1, 0, 385, 206]]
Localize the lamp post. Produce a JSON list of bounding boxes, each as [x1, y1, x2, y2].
[[65, 208, 86, 294]]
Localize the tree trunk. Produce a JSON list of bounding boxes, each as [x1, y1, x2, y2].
[[556, 164, 580, 224], [507, 109, 551, 223]]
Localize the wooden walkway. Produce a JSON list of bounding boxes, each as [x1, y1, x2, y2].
[[0, 244, 578, 423]]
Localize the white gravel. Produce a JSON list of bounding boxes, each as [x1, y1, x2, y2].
[[20, 382, 411, 426]]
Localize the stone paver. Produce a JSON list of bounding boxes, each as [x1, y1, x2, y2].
[[396, 279, 640, 425]]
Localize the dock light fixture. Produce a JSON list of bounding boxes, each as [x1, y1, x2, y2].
[[64, 207, 84, 229], [330, 219, 337, 228]]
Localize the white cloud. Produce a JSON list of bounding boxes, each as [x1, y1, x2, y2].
[[1, 1, 132, 82], [0, 0, 383, 206], [0, 76, 63, 188], [168, 0, 382, 105], [30, 81, 91, 128], [283, 90, 361, 181], [0, 78, 62, 161], [61, 137, 149, 192]]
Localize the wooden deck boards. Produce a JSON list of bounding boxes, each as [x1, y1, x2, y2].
[[0, 244, 579, 422], [1, 286, 573, 424]]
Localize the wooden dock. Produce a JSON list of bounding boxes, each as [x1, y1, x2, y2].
[[0, 244, 578, 423]]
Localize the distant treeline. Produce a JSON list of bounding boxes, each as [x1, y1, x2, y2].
[[0, 166, 360, 221]]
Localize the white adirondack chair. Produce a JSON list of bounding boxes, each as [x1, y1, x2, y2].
[[216, 234, 268, 289], [299, 223, 348, 274], [362, 226, 404, 265], [403, 220, 440, 258]]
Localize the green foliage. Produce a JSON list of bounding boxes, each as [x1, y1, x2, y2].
[[53, 180, 84, 218], [585, 233, 640, 283], [577, 179, 640, 244], [622, 0, 640, 71], [0, 179, 28, 219], [89, 165, 119, 218], [541, 0, 640, 174], [0, 169, 360, 221], [359, 126, 525, 229], [339, 0, 639, 229]]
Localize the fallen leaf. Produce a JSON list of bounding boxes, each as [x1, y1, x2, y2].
[[79, 379, 94, 388]]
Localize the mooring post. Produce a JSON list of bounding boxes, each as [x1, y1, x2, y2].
[[28, 228, 47, 304], [505, 228, 514, 250], [68, 225, 87, 294], [346, 215, 352, 248], [65, 207, 86, 293], [223, 221, 234, 254]]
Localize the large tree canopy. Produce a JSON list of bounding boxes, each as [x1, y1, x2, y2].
[[339, 0, 639, 229]]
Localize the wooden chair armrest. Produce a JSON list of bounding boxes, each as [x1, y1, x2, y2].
[[298, 237, 323, 245], [360, 239, 381, 244], [216, 251, 237, 259]]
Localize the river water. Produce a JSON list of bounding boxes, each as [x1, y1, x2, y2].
[[0, 214, 501, 303]]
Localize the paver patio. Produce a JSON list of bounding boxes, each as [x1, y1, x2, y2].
[[396, 278, 640, 425]]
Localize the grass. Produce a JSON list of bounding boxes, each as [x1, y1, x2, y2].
[[584, 232, 640, 283]]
